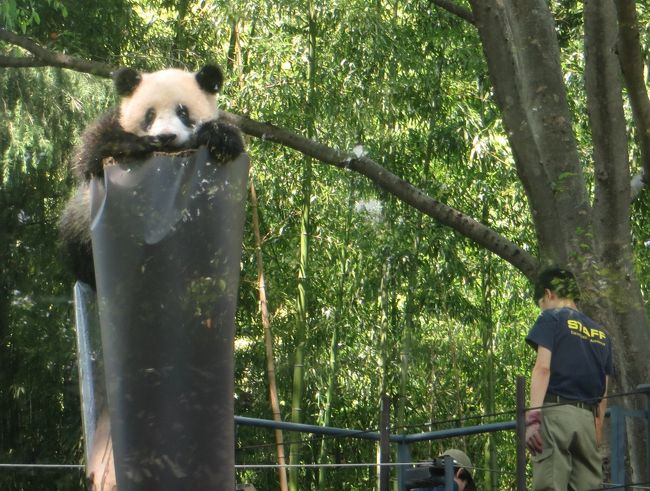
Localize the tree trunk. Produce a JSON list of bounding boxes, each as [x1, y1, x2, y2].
[[250, 179, 288, 491], [228, 21, 288, 488], [480, 255, 498, 491], [376, 257, 392, 491], [469, 0, 650, 481], [317, 179, 354, 490], [289, 4, 318, 489], [583, 0, 650, 480], [397, 118, 435, 441], [615, 0, 650, 191], [397, 235, 419, 438], [469, 0, 593, 267]]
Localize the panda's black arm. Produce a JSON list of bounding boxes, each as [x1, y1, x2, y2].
[[193, 120, 245, 164], [72, 111, 160, 180]]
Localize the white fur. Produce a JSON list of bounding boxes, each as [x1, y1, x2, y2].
[[119, 69, 218, 146], [148, 107, 194, 144]]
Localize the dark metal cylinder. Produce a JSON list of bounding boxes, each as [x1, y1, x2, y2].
[[91, 149, 249, 490]]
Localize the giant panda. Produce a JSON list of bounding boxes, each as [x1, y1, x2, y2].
[[58, 64, 244, 288]]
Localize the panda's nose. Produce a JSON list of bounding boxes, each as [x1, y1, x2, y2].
[[155, 133, 177, 145]]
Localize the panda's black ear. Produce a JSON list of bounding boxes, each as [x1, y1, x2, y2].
[[195, 64, 224, 94], [112, 68, 142, 96]]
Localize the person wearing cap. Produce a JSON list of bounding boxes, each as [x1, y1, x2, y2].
[[411, 448, 476, 491], [525, 268, 613, 490]]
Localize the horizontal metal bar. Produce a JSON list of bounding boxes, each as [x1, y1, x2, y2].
[[398, 421, 516, 444], [235, 416, 516, 444], [0, 464, 84, 469], [235, 416, 381, 440]]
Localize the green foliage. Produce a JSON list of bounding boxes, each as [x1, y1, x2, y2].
[[224, 4, 537, 489], [1, 0, 67, 34], [0, 67, 112, 490]]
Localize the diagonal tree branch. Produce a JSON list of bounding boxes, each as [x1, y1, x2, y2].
[[219, 111, 538, 279], [431, 0, 475, 24], [0, 28, 539, 279], [469, 0, 590, 267], [0, 28, 113, 76], [0, 55, 48, 68], [614, 0, 650, 199]]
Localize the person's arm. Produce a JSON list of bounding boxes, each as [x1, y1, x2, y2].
[[530, 346, 552, 409], [594, 376, 608, 447], [526, 346, 552, 455]]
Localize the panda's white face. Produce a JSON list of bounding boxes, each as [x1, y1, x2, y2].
[[118, 69, 218, 147]]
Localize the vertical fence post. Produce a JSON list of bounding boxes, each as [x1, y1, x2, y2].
[[444, 454, 454, 491], [379, 394, 391, 491], [609, 404, 625, 486], [396, 441, 410, 491], [516, 375, 527, 491], [639, 384, 650, 484]]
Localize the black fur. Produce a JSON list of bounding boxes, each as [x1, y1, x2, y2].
[[71, 111, 163, 180], [195, 65, 224, 94], [59, 65, 244, 288], [193, 120, 245, 163], [113, 67, 142, 96]]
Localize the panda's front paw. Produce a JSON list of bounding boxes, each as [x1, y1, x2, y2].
[[96, 134, 161, 163], [194, 121, 244, 163], [141, 135, 165, 151], [143, 135, 159, 145]]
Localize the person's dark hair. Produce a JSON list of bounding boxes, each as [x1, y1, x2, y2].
[[534, 267, 580, 302], [458, 468, 476, 491]]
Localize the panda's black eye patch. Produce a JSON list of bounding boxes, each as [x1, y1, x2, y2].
[[142, 108, 156, 131], [176, 104, 194, 127]]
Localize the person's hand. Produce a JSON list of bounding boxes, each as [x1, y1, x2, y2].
[[525, 409, 543, 455], [594, 413, 604, 448]]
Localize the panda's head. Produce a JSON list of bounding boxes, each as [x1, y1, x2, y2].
[[113, 65, 223, 148]]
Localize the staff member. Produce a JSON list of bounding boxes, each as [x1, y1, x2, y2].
[[525, 268, 613, 490]]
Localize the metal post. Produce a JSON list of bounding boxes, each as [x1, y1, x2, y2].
[[444, 454, 454, 491], [609, 405, 624, 487], [396, 441, 411, 491], [638, 384, 650, 484], [379, 394, 391, 491], [516, 375, 527, 491]]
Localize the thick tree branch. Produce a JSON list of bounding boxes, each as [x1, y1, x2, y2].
[[615, 0, 650, 199], [469, 0, 592, 267], [584, 1, 632, 261], [0, 28, 538, 279], [431, 0, 474, 24], [0, 28, 113, 76], [220, 111, 539, 279], [0, 55, 48, 68]]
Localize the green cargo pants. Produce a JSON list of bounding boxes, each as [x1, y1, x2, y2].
[[531, 403, 602, 491]]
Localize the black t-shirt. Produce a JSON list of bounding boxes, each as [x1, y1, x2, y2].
[[526, 307, 613, 403]]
